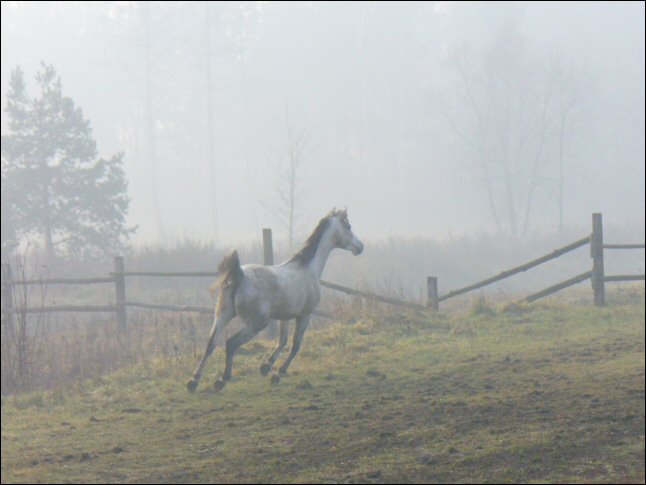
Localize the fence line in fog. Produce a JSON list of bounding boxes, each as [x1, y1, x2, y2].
[[426, 213, 644, 309], [2, 213, 644, 328], [0, 236, 337, 331], [433, 236, 592, 303]]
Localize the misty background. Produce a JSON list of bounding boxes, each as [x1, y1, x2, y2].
[[1, 1, 645, 396], [2, 1, 644, 242], [1, 1, 644, 298]]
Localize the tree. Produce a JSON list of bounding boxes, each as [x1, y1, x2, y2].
[[1, 154, 18, 255], [1, 63, 135, 259], [547, 51, 590, 235], [273, 107, 307, 250], [433, 25, 590, 237]]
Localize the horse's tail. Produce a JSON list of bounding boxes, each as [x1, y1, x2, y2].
[[209, 250, 244, 303], [210, 249, 244, 315]]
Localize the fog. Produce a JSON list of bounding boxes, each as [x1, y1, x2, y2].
[[2, 1, 644, 248]]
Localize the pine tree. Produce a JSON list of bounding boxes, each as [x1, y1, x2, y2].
[[1, 63, 135, 259]]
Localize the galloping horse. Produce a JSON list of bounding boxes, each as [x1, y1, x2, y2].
[[187, 208, 364, 392]]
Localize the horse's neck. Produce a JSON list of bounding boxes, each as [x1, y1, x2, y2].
[[306, 229, 336, 279]]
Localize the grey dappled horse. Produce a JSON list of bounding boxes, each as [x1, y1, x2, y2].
[[187, 209, 364, 392]]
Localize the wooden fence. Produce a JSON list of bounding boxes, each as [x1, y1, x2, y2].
[[426, 213, 644, 309], [1, 214, 644, 327], [0, 228, 338, 331]]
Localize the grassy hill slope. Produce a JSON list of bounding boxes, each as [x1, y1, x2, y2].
[[2, 301, 644, 483]]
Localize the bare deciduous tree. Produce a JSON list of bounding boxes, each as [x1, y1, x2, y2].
[[434, 27, 591, 237], [273, 107, 307, 250], [1, 249, 49, 393], [547, 50, 591, 234]]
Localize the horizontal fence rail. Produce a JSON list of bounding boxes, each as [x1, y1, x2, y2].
[[320, 280, 428, 312], [603, 243, 645, 249], [2, 276, 115, 286], [112, 271, 219, 277], [525, 271, 592, 303], [6, 305, 118, 314], [604, 274, 645, 282], [125, 301, 213, 314], [2, 300, 334, 320], [124, 301, 333, 320]]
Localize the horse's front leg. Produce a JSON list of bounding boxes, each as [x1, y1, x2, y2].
[[260, 319, 289, 376], [272, 314, 310, 384], [214, 319, 267, 391]]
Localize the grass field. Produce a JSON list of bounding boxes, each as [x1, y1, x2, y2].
[[1, 299, 644, 483]]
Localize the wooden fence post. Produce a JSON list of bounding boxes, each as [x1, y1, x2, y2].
[[427, 276, 438, 310], [263, 228, 274, 266], [590, 213, 605, 306], [262, 229, 277, 337], [1, 264, 15, 338], [114, 256, 127, 330]]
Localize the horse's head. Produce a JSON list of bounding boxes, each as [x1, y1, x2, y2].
[[329, 209, 364, 255]]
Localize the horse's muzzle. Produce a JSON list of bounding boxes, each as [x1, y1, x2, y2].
[[352, 241, 364, 255]]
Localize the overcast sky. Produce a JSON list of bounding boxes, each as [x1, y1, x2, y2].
[[2, 1, 644, 247]]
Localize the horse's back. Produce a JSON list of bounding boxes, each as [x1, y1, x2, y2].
[[235, 264, 319, 321]]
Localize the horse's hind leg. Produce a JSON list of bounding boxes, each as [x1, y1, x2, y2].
[[260, 320, 289, 376], [186, 290, 235, 393], [273, 315, 310, 384], [214, 320, 267, 391]]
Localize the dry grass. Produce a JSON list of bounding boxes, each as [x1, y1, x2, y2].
[[1, 298, 644, 483]]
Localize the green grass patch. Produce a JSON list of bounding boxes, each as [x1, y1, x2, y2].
[[2, 302, 644, 483]]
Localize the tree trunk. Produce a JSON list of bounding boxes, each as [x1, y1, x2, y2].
[[144, 3, 163, 239], [205, 2, 219, 241]]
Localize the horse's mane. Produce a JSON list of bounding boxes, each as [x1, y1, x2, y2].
[[286, 209, 346, 266]]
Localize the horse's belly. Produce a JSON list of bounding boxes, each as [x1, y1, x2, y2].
[[235, 270, 318, 321], [237, 294, 307, 321], [268, 290, 314, 319]]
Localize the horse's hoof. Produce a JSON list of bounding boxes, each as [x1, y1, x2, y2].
[[270, 374, 281, 386], [214, 379, 226, 392], [187, 379, 198, 393], [260, 363, 272, 376]]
